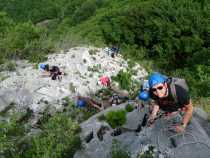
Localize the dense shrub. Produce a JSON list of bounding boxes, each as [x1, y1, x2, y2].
[[0, 110, 82, 158], [112, 70, 132, 91], [22, 113, 81, 158], [125, 104, 134, 112], [73, 0, 97, 24], [106, 110, 126, 128], [98, 0, 210, 100], [0, 12, 13, 37], [109, 140, 131, 158], [2, 22, 43, 57], [0, 114, 27, 157], [0, 60, 16, 71]]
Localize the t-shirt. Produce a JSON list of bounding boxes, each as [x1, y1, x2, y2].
[[150, 82, 190, 112], [50, 66, 60, 73]]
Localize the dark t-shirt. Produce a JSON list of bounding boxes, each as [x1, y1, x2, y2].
[[150, 82, 190, 112], [50, 66, 61, 80]]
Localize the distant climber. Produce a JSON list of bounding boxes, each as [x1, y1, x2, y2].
[[143, 72, 193, 133], [39, 63, 65, 81], [76, 96, 104, 110], [104, 45, 120, 58], [98, 76, 129, 99], [76, 92, 128, 111], [76, 76, 129, 110]]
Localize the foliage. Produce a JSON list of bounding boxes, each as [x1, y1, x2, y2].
[[137, 145, 155, 158], [62, 97, 97, 123], [106, 110, 126, 128], [0, 12, 13, 38], [109, 139, 131, 158], [0, 114, 27, 157], [96, 0, 210, 105], [0, 0, 209, 123], [0, 21, 52, 63], [0, 60, 16, 71], [112, 70, 132, 91], [193, 97, 210, 120], [73, 0, 97, 24], [125, 104, 134, 112], [0, 106, 82, 158], [22, 113, 81, 158]]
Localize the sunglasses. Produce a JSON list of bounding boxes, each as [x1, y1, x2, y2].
[[151, 86, 164, 92]]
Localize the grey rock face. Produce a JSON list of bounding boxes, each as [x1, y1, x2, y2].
[[0, 88, 33, 113], [74, 104, 210, 158]]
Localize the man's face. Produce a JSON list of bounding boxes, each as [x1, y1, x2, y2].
[[151, 82, 168, 98]]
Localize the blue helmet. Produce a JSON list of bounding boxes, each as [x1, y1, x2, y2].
[[148, 72, 167, 88], [138, 90, 149, 101], [39, 63, 46, 70], [76, 99, 86, 107]]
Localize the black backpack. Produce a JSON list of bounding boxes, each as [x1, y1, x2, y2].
[[168, 77, 189, 103]]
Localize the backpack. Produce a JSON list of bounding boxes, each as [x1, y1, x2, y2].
[[168, 77, 189, 104]]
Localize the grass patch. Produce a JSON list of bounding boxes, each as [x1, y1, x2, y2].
[[87, 64, 101, 72], [109, 139, 131, 158], [106, 110, 126, 129], [0, 61, 16, 72], [192, 97, 210, 121], [23, 113, 81, 158], [125, 104, 134, 112], [137, 145, 156, 158], [111, 70, 132, 91], [0, 74, 9, 82]]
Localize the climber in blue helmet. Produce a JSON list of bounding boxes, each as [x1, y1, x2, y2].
[[39, 63, 65, 81], [138, 90, 149, 101], [147, 72, 193, 133], [76, 96, 104, 110], [76, 99, 87, 108], [138, 80, 150, 101]]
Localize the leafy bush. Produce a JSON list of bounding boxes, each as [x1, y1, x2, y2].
[[125, 104, 134, 112], [106, 110, 126, 128], [62, 97, 97, 123], [2, 22, 46, 59], [0, 114, 27, 157], [0, 60, 16, 71], [0, 12, 13, 37], [97, 0, 210, 99], [109, 140, 130, 158], [0, 108, 82, 158], [112, 70, 132, 91], [73, 0, 97, 24], [23, 113, 81, 158]]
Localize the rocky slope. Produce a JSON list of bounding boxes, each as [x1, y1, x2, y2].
[[0, 46, 147, 115]]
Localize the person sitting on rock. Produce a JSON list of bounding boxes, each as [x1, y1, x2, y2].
[[39, 64, 65, 81], [75, 76, 129, 110], [76, 93, 128, 111], [76, 96, 104, 110]]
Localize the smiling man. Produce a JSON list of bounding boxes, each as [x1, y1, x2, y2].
[[147, 72, 193, 133]]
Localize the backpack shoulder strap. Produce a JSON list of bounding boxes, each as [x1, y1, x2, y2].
[[168, 77, 189, 104], [168, 78, 178, 103]]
